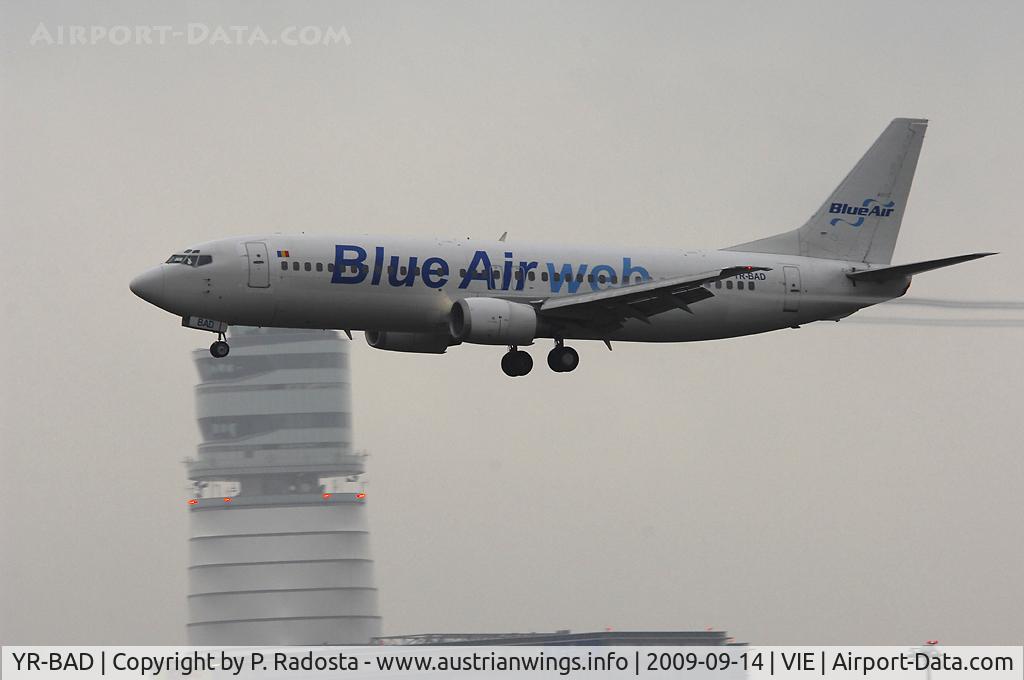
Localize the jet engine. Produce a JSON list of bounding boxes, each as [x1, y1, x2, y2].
[[364, 330, 455, 354], [449, 297, 538, 345]]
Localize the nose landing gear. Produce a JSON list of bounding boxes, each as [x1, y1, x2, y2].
[[547, 340, 579, 373], [210, 333, 230, 358], [501, 347, 533, 377]]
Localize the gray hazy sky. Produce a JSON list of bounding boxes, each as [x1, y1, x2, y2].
[[2, 0, 1022, 645]]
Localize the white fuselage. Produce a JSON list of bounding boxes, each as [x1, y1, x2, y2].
[[132, 234, 907, 343]]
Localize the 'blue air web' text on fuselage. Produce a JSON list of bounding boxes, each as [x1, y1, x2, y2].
[[330, 245, 651, 293]]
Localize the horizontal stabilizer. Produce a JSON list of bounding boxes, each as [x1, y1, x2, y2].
[[846, 253, 996, 282]]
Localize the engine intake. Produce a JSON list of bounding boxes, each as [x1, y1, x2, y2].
[[449, 297, 538, 345], [365, 331, 455, 354]]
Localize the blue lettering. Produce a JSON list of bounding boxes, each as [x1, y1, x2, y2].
[[516, 261, 538, 291], [371, 247, 384, 286], [421, 256, 449, 288], [387, 255, 418, 287], [331, 245, 367, 284], [501, 252, 513, 291], [622, 257, 650, 284], [589, 264, 617, 291], [547, 262, 589, 294], [459, 250, 494, 289]]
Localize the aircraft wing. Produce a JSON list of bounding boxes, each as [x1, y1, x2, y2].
[[538, 266, 771, 327]]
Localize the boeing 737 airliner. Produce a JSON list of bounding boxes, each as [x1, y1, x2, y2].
[[131, 118, 992, 376]]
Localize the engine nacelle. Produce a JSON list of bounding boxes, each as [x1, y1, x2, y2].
[[365, 330, 455, 354], [449, 297, 538, 345]]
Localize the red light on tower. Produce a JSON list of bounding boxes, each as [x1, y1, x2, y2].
[[323, 493, 332, 499], [188, 499, 198, 505], [355, 493, 366, 499], [926, 640, 939, 645], [223, 497, 232, 503]]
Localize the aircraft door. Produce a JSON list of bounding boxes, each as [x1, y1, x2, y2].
[[246, 242, 270, 288], [783, 265, 801, 312]]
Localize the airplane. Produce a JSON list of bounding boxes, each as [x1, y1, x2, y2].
[[130, 118, 993, 377]]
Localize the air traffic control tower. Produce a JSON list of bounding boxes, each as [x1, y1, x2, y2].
[[185, 328, 381, 644]]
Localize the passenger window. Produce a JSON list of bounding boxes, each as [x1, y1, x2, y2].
[[737, 280, 744, 290], [577, 274, 584, 283], [493, 270, 500, 280], [304, 262, 311, 271], [715, 281, 722, 289], [611, 275, 617, 284], [413, 266, 420, 275], [528, 271, 536, 281], [360, 265, 369, 274], [460, 269, 466, 277], [553, 273, 561, 282], [726, 280, 733, 289], [400, 266, 407, 276], [316, 263, 323, 272], [293, 262, 300, 271], [598, 274, 607, 283], [327, 263, 334, 272], [281, 262, 288, 271], [541, 272, 549, 282], [749, 281, 755, 291], [634, 276, 642, 283]]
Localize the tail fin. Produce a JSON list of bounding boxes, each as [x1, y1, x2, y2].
[[726, 118, 928, 264]]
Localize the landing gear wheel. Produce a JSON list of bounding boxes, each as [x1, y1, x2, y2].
[[501, 349, 533, 377], [547, 345, 579, 373], [210, 340, 230, 358]]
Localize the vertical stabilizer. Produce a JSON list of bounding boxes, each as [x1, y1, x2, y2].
[[727, 118, 927, 264]]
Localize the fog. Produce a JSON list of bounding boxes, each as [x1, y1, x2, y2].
[[2, 0, 1021, 645]]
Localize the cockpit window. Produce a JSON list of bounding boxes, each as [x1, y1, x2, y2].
[[165, 253, 213, 267]]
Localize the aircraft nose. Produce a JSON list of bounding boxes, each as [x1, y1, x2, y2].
[[129, 267, 166, 306]]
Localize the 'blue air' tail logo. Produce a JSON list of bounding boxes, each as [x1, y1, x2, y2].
[[829, 199, 896, 227]]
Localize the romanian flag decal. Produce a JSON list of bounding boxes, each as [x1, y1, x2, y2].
[[277, 250, 290, 257]]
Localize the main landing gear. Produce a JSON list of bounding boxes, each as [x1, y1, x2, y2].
[[501, 346, 533, 377], [547, 340, 579, 373], [210, 333, 230, 358], [500, 341, 580, 377]]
